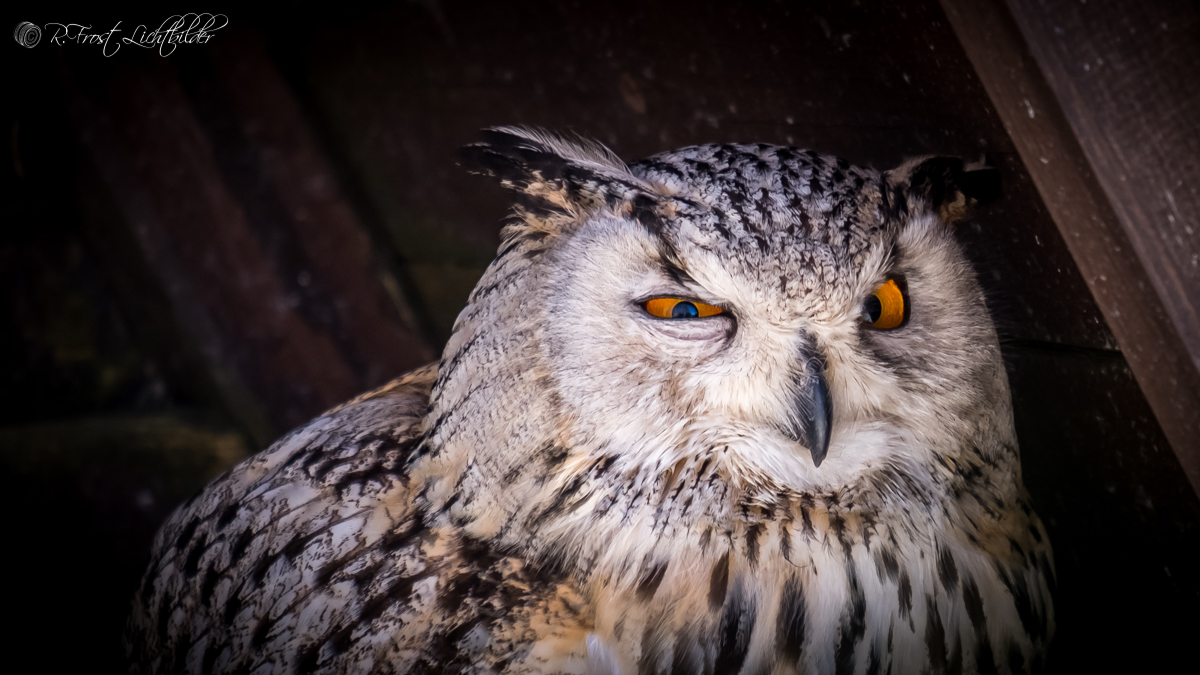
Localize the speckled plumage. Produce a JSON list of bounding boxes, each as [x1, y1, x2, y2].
[[128, 128, 1054, 675]]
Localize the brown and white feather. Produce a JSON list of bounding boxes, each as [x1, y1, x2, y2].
[[128, 130, 1053, 675]]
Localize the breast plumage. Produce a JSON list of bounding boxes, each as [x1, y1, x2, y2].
[[128, 128, 1054, 675]]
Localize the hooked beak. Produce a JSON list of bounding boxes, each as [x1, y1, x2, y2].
[[780, 350, 833, 467]]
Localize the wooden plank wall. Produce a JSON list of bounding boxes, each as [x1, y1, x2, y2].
[[1009, 0, 1200, 373], [941, 0, 1200, 502], [61, 31, 434, 445]]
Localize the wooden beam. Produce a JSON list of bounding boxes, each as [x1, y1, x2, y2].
[[1006, 0, 1200, 369], [940, 0, 1200, 495]]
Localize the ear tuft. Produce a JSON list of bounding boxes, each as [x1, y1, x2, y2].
[[888, 156, 1001, 224], [459, 127, 642, 215], [474, 126, 629, 175]]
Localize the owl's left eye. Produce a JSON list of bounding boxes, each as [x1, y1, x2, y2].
[[643, 297, 724, 319], [860, 278, 907, 330]]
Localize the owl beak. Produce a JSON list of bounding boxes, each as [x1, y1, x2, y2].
[[782, 351, 833, 468], [801, 366, 833, 467]]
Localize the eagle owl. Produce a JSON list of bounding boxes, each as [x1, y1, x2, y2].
[[128, 128, 1054, 674]]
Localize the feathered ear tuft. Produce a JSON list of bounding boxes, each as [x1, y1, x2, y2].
[[886, 156, 1001, 224], [459, 126, 644, 216]]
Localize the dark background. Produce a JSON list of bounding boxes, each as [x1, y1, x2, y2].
[[4, 2, 1198, 673]]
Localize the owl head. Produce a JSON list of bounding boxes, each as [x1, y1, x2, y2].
[[420, 127, 1006, 542]]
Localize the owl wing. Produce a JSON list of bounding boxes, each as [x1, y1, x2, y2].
[[126, 364, 592, 675]]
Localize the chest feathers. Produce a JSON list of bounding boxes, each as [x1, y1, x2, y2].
[[416, 433, 1055, 675]]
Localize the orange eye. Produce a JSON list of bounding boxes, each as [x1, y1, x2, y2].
[[861, 279, 907, 330], [644, 297, 724, 319]]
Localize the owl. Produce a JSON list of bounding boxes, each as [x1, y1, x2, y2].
[[127, 127, 1054, 675]]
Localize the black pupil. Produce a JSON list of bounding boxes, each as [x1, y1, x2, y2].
[[862, 295, 882, 323], [672, 301, 700, 318]]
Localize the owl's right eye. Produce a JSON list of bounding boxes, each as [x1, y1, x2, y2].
[[643, 298, 724, 319]]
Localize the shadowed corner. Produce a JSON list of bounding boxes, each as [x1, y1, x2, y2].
[[0, 414, 250, 674]]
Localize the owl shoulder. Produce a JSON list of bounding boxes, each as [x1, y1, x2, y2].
[[127, 364, 437, 670]]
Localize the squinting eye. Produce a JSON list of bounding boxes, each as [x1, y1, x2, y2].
[[644, 297, 724, 319], [861, 279, 907, 330]]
